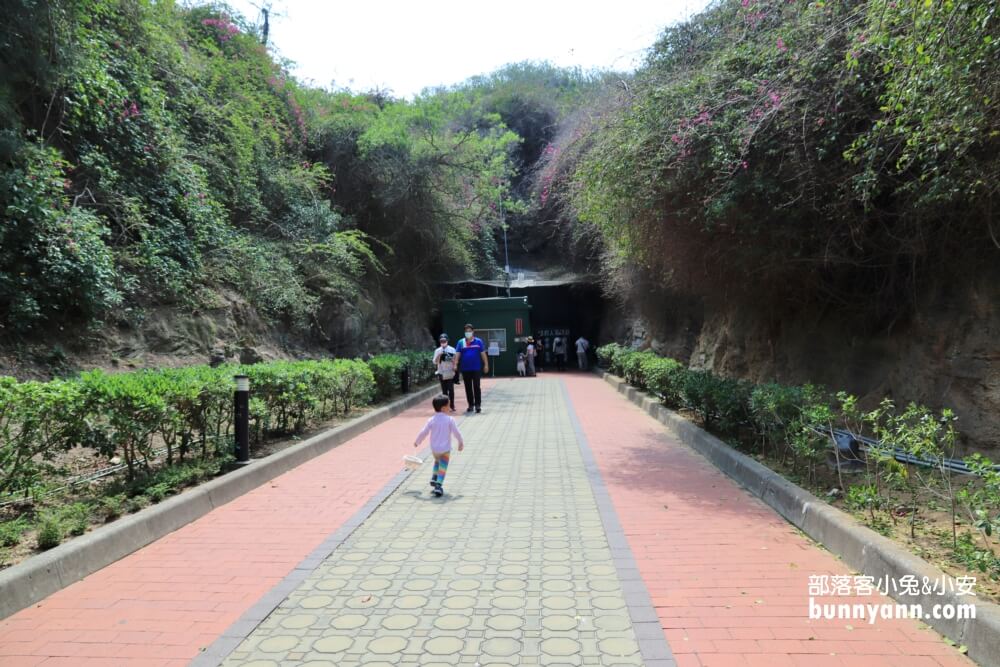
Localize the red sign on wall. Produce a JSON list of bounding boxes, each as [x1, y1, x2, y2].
[[515, 318, 523, 335]]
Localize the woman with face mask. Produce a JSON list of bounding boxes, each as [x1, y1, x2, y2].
[[454, 323, 488, 413], [432, 333, 457, 411]]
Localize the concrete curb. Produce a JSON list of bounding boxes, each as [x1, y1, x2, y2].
[[0, 384, 441, 621], [600, 371, 1000, 667]]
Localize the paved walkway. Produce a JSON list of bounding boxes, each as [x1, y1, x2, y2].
[[0, 375, 974, 667], [0, 384, 491, 667], [564, 374, 972, 667], [211, 377, 665, 666]]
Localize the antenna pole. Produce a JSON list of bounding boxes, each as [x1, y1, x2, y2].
[[500, 189, 510, 297]]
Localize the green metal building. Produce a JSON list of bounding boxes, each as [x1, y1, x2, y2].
[[441, 297, 532, 376]]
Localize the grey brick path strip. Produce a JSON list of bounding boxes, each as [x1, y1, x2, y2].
[[194, 379, 673, 666]]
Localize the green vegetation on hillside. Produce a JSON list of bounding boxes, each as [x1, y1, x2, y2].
[[458, 63, 611, 193], [4, 0, 996, 332], [0, 0, 526, 339], [542, 0, 998, 310]]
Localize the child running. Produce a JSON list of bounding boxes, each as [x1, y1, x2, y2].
[[413, 395, 465, 497]]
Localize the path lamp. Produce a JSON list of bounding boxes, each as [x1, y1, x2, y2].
[[234, 375, 250, 465]]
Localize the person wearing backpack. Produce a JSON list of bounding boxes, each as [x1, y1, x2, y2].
[[432, 333, 457, 411]]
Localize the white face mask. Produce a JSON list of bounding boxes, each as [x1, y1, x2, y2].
[[464, 331, 473, 340]]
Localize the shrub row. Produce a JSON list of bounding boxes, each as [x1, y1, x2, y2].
[[1, 351, 435, 499], [598, 344, 754, 434], [597, 342, 1000, 578], [367, 351, 437, 401]]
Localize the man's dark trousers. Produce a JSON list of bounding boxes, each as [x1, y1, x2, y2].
[[439, 376, 455, 410], [462, 370, 482, 409]]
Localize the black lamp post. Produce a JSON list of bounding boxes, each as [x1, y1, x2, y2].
[[234, 375, 250, 465]]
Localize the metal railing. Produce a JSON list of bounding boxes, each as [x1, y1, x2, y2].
[[812, 426, 1000, 476]]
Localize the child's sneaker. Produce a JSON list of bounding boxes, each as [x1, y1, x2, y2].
[[432, 483, 444, 497]]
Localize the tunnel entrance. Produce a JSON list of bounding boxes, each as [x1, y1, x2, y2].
[[508, 283, 605, 344], [433, 271, 608, 367]]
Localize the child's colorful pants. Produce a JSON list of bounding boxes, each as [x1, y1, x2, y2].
[[431, 451, 450, 485]]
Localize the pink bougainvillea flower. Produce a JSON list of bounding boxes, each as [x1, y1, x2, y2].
[[777, 37, 787, 52]]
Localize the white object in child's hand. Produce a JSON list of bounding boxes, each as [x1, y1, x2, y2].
[[403, 455, 423, 470]]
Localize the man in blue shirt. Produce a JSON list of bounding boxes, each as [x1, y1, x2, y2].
[[455, 322, 489, 413]]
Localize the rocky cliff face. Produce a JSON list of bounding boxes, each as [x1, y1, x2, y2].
[[606, 277, 1000, 453], [0, 283, 434, 380], [319, 284, 435, 357]]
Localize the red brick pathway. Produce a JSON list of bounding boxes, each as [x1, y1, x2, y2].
[[0, 388, 484, 667], [563, 374, 973, 667]]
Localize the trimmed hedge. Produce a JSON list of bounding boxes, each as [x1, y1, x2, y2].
[[597, 343, 754, 435], [367, 351, 437, 401], [1, 351, 439, 498]]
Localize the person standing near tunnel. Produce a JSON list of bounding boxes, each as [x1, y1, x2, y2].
[[455, 323, 488, 413], [432, 333, 457, 411], [575, 334, 591, 371], [553, 336, 567, 371], [525, 337, 537, 377]]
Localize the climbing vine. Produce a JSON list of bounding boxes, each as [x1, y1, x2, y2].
[[554, 0, 998, 309]]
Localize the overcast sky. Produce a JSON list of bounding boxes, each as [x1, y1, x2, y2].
[[220, 0, 710, 97]]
